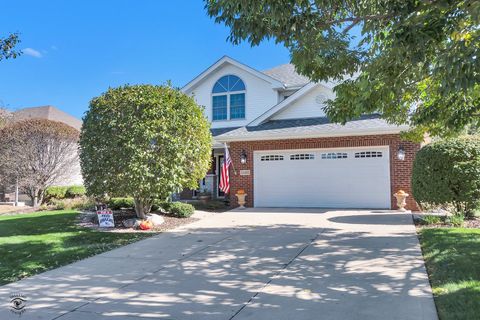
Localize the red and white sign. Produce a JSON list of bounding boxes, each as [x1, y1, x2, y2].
[[97, 209, 115, 228]]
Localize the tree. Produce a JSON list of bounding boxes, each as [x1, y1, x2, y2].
[[205, 0, 480, 139], [0, 33, 21, 61], [79, 85, 212, 219], [0, 108, 12, 127], [0, 119, 80, 207]]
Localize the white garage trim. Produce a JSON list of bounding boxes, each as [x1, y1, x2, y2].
[[253, 146, 391, 208]]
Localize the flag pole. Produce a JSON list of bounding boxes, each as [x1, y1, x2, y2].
[[225, 143, 237, 175]]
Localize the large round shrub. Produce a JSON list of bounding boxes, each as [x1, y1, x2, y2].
[[79, 85, 212, 219], [412, 136, 480, 216]]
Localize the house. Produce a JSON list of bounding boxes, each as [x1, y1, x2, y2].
[[181, 56, 419, 210]]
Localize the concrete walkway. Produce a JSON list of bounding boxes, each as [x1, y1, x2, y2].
[[0, 209, 437, 320]]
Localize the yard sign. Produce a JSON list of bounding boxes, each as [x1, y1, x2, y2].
[[97, 209, 115, 228]]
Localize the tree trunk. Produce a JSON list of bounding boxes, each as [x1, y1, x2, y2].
[[33, 188, 39, 208], [134, 197, 152, 219]]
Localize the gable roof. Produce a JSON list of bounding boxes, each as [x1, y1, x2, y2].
[[13, 105, 82, 130], [181, 56, 285, 93], [215, 114, 408, 142], [262, 63, 311, 88], [249, 82, 337, 126]]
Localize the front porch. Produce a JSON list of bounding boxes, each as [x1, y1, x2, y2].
[[179, 148, 226, 201]]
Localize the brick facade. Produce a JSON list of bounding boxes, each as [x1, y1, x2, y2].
[[227, 134, 420, 211]]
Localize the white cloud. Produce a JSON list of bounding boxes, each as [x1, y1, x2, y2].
[[22, 48, 43, 58]]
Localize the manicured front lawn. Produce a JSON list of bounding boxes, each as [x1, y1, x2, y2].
[[0, 210, 154, 285], [419, 228, 480, 320]]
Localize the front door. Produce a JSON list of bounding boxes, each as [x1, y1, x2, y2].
[[217, 155, 225, 197]]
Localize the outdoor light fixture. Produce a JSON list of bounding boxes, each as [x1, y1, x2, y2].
[[397, 145, 406, 161], [240, 149, 247, 164]]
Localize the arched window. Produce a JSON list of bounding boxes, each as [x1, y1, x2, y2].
[[212, 75, 246, 120]]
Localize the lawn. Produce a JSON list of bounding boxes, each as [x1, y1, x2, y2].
[[420, 228, 480, 320], [0, 210, 155, 285]]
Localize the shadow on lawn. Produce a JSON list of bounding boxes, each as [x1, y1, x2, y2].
[[0, 212, 80, 237], [0, 215, 436, 320]]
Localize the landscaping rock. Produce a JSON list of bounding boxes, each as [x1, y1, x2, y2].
[[147, 213, 165, 226], [123, 218, 140, 228]]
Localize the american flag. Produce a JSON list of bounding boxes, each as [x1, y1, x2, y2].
[[219, 144, 232, 194]]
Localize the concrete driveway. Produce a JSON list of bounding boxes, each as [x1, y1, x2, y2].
[[0, 209, 437, 320]]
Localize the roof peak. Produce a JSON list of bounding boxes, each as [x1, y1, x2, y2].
[[262, 63, 311, 88]]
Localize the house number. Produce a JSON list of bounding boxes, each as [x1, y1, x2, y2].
[[239, 170, 251, 176]]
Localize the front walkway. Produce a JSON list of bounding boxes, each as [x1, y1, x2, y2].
[[0, 208, 437, 319]]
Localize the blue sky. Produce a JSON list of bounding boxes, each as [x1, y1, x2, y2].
[[0, 1, 290, 119]]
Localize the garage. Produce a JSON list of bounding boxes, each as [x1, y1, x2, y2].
[[253, 146, 391, 208]]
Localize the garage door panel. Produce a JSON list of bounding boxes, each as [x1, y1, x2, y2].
[[253, 147, 390, 208]]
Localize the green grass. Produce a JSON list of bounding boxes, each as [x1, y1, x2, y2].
[[420, 228, 480, 320], [0, 210, 154, 285]]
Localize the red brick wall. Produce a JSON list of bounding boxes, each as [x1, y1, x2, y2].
[[228, 134, 420, 211]]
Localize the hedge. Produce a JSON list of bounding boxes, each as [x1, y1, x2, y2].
[[412, 136, 480, 216]]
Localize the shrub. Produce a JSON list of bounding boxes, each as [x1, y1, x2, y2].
[[65, 185, 86, 198], [50, 197, 95, 211], [420, 215, 443, 225], [45, 186, 68, 201], [151, 200, 173, 212], [107, 197, 134, 210], [447, 214, 465, 227], [169, 202, 195, 218], [412, 136, 480, 217]]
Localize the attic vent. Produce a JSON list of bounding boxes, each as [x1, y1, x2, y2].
[[315, 94, 327, 105]]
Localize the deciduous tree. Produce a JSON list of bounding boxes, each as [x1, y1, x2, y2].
[[205, 0, 480, 139], [79, 85, 212, 219], [0, 119, 80, 207], [0, 33, 21, 61]]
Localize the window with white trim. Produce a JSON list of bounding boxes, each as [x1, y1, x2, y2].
[[321, 152, 348, 159], [260, 155, 284, 161], [355, 151, 383, 158], [290, 154, 315, 160], [212, 75, 246, 121]]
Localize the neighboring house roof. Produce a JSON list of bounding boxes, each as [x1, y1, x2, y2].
[[262, 63, 311, 88], [13, 105, 82, 131], [215, 114, 409, 142], [181, 56, 285, 93]]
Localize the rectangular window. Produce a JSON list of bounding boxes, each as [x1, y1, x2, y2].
[[230, 93, 245, 119], [212, 95, 227, 121]]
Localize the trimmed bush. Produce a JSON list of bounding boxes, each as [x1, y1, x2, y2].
[[151, 200, 171, 212], [169, 202, 195, 218], [412, 136, 480, 217], [45, 186, 68, 200], [66, 185, 86, 198], [108, 197, 134, 210]]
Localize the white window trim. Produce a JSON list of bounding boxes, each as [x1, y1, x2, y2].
[[212, 90, 246, 121]]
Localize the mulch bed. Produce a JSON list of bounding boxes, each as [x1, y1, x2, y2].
[[77, 210, 198, 233]]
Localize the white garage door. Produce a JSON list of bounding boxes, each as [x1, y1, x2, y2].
[[254, 146, 391, 208]]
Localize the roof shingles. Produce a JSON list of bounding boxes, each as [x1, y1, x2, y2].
[[215, 114, 408, 141], [262, 63, 311, 88]]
